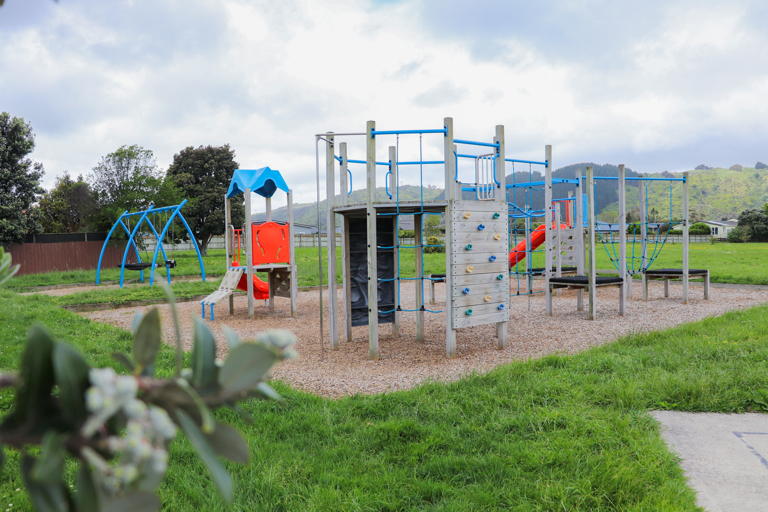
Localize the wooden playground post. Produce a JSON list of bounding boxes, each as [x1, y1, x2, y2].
[[225, 195, 234, 315], [640, 174, 648, 300], [288, 189, 298, 318], [366, 121, 379, 360], [494, 124, 507, 349], [443, 117, 456, 358], [586, 166, 596, 320], [683, 171, 689, 304], [618, 164, 627, 312], [575, 170, 585, 311], [326, 134, 339, 349], [415, 213, 425, 343], [245, 187, 254, 318], [544, 146, 553, 315]]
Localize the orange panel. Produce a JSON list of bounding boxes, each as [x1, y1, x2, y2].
[[250, 221, 291, 265]]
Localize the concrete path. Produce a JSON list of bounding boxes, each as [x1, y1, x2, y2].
[[652, 411, 768, 512]]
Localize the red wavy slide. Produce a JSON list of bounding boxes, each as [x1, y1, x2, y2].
[[236, 273, 270, 300], [509, 224, 569, 267]]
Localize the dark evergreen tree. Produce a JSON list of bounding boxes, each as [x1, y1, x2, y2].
[[0, 112, 44, 249], [39, 172, 97, 232], [166, 144, 243, 255]]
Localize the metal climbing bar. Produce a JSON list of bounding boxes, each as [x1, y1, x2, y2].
[[505, 158, 548, 166], [454, 138, 500, 148], [371, 128, 447, 136]]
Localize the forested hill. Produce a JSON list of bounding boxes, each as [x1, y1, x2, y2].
[[256, 165, 768, 228]]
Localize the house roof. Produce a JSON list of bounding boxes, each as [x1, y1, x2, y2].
[[227, 167, 289, 199], [703, 220, 737, 227]]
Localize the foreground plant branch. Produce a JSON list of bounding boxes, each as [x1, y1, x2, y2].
[[0, 272, 296, 512]]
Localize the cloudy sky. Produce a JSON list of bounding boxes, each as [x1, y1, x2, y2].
[[2, 0, 767, 206]]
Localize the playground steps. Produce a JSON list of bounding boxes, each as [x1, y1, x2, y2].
[[201, 268, 245, 320]]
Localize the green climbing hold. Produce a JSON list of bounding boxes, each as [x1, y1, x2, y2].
[[493, 212, 500, 219], [497, 274, 504, 280], [465, 244, 473, 251], [465, 309, 473, 315]]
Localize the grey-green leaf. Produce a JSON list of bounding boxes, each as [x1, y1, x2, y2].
[[176, 409, 233, 504], [222, 326, 241, 351], [31, 432, 66, 484], [205, 422, 250, 465], [76, 463, 100, 512], [21, 455, 68, 512], [53, 342, 90, 426], [16, 325, 56, 423], [133, 308, 161, 376], [192, 318, 217, 389], [0, 442, 5, 477], [131, 311, 145, 335], [218, 343, 278, 395], [102, 491, 160, 512], [256, 382, 283, 402]]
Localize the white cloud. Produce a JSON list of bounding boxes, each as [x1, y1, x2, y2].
[[1, 0, 767, 204]]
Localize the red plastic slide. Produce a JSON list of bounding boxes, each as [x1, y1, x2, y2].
[[236, 273, 270, 300], [509, 224, 569, 267]]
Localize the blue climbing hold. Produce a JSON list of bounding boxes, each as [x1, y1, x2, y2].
[[497, 304, 505, 310], [463, 287, 470, 294], [489, 255, 497, 262], [478, 224, 485, 231]]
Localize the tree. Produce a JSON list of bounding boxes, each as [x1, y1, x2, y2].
[[729, 164, 743, 171], [166, 145, 243, 255], [756, 162, 767, 170], [689, 222, 711, 235], [89, 145, 179, 232], [38, 172, 97, 232], [736, 209, 768, 242], [0, 112, 44, 249]]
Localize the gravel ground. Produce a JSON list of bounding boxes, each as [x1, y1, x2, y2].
[[81, 281, 768, 398]]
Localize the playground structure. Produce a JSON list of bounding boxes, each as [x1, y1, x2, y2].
[[96, 200, 205, 288], [201, 167, 297, 321], [317, 118, 512, 360]]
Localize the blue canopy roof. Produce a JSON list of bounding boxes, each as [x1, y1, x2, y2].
[[226, 167, 289, 199]]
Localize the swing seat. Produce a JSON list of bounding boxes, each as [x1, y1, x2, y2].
[[124, 262, 155, 271], [165, 260, 177, 269]]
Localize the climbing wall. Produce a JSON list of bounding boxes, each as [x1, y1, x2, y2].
[[546, 224, 581, 274], [449, 201, 510, 329]]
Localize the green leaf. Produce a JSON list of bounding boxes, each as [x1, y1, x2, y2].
[[191, 318, 217, 389], [21, 455, 69, 512], [112, 352, 136, 372], [133, 308, 161, 376], [160, 283, 183, 377], [131, 312, 145, 335], [53, 343, 90, 426], [102, 492, 160, 512], [16, 325, 56, 423], [176, 409, 233, 504], [31, 432, 66, 484], [205, 422, 250, 465], [0, 442, 4, 477], [218, 343, 278, 395], [222, 326, 241, 351], [76, 463, 100, 512], [174, 378, 214, 434]]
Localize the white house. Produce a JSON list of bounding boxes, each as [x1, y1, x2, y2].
[[702, 219, 738, 237]]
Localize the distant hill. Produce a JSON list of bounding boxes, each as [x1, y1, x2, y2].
[[255, 166, 768, 228]]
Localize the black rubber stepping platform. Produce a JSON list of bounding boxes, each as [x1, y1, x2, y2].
[[645, 268, 708, 276], [531, 266, 578, 273], [549, 276, 624, 285]]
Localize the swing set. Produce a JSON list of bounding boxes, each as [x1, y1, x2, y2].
[[96, 199, 206, 287]]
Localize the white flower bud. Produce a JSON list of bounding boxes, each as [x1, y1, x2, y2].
[[85, 387, 105, 412], [148, 407, 177, 441], [123, 399, 147, 419], [89, 367, 118, 388]]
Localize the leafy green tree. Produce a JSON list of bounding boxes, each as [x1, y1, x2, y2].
[[0, 112, 44, 249], [736, 209, 768, 242], [688, 222, 711, 235], [755, 162, 767, 170], [38, 172, 97, 232], [89, 145, 180, 232], [166, 145, 243, 256]]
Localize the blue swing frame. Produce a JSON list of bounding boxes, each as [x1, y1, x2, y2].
[[96, 199, 206, 287]]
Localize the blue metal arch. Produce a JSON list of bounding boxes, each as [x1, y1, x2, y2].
[[149, 199, 205, 286], [96, 210, 147, 285]]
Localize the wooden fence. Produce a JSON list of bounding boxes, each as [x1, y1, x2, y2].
[[8, 233, 127, 276]]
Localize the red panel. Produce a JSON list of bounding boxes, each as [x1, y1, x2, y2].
[[250, 222, 290, 265]]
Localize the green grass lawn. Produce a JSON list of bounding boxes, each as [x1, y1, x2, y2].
[[2, 286, 768, 510]]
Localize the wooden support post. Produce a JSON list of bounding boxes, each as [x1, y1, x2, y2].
[[618, 164, 626, 315], [366, 121, 379, 360], [640, 174, 648, 300], [339, 143, 352, 340], [682, 171, 690, 304], [495, 124, 507, 348], [544, 145, 553, 315], [326, 134, 338, 349], [225, 196, 234, 314], [288, 190, 297, 318], [704, 271, 710, 300], [587, 166, 596, 320], [575, 170, 584, 311], [415, 213, 425, 343], [245, 188, 254, 318], [444, 117, 456, 358]]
